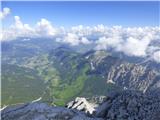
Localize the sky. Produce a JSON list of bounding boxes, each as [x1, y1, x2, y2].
[[2, 1, 159, 28], [1, 1, 160, 62]]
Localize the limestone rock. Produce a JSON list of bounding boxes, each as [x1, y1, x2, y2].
[[66, 97, 97, 114]]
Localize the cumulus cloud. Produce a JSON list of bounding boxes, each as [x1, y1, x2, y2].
[[117, 36, 150, 57], [1, 16, 60, 41], [0, 7, 10, 19], [81, 37, 92, 44], [55, 25, 160, 62], [56, 33, 92, 46], [36, 18, 58, 37], [95, 35, 122, 50], [70, 24, 109, 39], [61, 33, 80, 46], [152, 51, 160, 63], [1, 8, 160, 62], [2, 16, 35, 41], [94, 26, 160, 58]]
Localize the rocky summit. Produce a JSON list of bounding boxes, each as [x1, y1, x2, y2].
[[2, 90, 160, 120], [95, 90, 160, 120], [66, 97, 97, 114], [1, 102, 101, 120]]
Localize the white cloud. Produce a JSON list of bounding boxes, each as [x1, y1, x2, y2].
[[152, 51, 160, 63], [1, 8, 160, 62], [94, 26, 160, 58], [36, 18, 58, 37], [1, 16, 35, 41], [55, 32, 92, 46], [95, 35, 122, 50], [14, 16, 24, 29], [117, 36, 150, 57], [0, 7, 10, 19], [81, 37, 92, 44], [57, 33, 80, 46], [1, 16, 60, 41]]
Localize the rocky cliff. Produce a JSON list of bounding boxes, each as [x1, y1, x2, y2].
[[84, 50, 160, 93]]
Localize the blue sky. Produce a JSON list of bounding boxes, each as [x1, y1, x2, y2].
[[2, 1, 159, 28]]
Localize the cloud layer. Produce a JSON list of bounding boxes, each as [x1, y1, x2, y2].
[[1, 8, 160, 63], [2, 16, 60, 41], [152, 51, 160, 63]]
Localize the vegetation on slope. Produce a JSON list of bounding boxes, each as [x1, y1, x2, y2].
[[1, 64, 46, 106]]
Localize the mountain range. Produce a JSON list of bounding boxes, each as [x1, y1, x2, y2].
[[1, 38, 160, 107]]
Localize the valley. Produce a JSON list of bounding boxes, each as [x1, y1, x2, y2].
[[2, 38, 160, 107]]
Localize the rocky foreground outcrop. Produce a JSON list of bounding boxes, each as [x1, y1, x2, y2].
[[66, 97, 98, 114], [95, 90, 160, 120], [1, 102, 101, 120], [1, 90, 160, 120]]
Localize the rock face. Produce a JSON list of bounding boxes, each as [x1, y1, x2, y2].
[[2, 90, 160, 120], [66, 97, 97, 114], [95, 90, 160, 120], [83, 50, 160, 93], [66, 96, 107, 115], [106, 63, 160, 93], [88, 96, 107, 105], [50, 47, 160, 94], [1, 102, 101, 120]]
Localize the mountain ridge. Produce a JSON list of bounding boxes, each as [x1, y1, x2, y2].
[[2, 39, 160, 107], [2, 90, 160, 120]]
